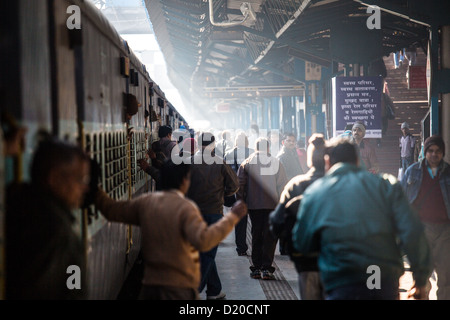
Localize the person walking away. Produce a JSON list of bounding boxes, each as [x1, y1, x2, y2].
[[215, 130, 233, 159], [269, 133, 326, 299], [237, 138, 288, 280], [293, 138, 432, 300], [399, 122, 415, 175], [94, 160, 247, 300], [224, 132, 254, 256], [401, 135, 450, 300], [186, 132, 240, 300]]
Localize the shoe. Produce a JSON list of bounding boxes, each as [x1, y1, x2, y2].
[[237, 251, 247, 256], [261, 270, 275, 280], [207, 292, 226, 300], [250, 269, 261, 279]]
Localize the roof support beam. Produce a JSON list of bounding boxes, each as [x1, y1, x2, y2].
[[353, 0, 431, 26]]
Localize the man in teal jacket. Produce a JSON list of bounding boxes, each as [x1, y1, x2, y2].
[[292, 139, 432, 300]]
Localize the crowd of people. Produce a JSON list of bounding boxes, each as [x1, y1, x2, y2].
[[2, 118, 449, 301]]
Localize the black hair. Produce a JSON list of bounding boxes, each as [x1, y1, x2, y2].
[[160, 160, 191, 191], [325, 139, 358, 167], [158, 125, 173, 138], [308, 133, 326, 170]]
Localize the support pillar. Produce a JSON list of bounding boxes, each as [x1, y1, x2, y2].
[[304, 81, 325, 139], [270, 97, 280, 129], [442, 25, 450, 163], [429, 25, 440, 136]]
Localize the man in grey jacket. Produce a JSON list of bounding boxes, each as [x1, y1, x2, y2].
[[187, 132, 239, 300], [237, 137, 288, 280]]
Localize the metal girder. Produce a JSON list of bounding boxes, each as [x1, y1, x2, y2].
[[261, 0, 313, 38], [202, 84, 305, 99], [159, 0, 206, 15], [162, 9, 208, 30], [353, 0, 432, 26]]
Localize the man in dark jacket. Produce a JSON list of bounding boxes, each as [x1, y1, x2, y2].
[[224, 132, 254, 256], [269, 133, 326, 299], [187, 132, 239, 300]]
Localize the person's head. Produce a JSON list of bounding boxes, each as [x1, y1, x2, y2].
[[234, 132, 249, 148], [307, 133, 326, 171], [352, 121, 366, 143], [160, 160, 191, 194], [31, 139, 91, 210], [198, 132, 215, 150], [158, 125, 173, 139], [424, 135, 445, 168], [256, 137, 270, 153], [401, 122, 410, 135], [282, 133, 296, 150], [324, 138, 359, 170]]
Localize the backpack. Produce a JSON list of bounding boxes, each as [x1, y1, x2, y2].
[[269, 178, 320, 272], [269, 195, 302, 260]]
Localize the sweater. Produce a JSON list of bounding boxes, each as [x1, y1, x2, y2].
[[95, 189, 239, 290]]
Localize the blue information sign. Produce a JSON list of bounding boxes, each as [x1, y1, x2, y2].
[[332, 76, 383, 138]]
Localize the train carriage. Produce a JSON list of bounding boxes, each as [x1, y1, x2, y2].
[[0, 0, 187, 299]]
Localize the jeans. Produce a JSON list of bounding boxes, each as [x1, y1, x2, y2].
[[234, 215, 248, 254], [401, 156, 414, 173], [198, 213, 223, 296], [423, 222, 450, 300]]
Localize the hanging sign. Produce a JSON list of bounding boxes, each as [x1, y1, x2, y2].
[[332, 76, 383, 138]]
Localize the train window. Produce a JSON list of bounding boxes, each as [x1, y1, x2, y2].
[[102, 130, 128, 200]]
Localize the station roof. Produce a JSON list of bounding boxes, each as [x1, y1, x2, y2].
[[90, 0, 153, 34], [144, 0, 440, 118]]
